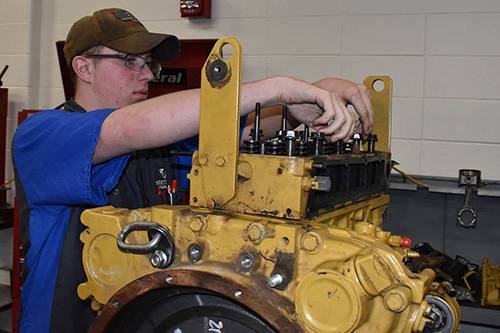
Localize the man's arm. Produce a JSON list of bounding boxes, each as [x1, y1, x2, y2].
[[241, 78, 374, 143], [94, 76, 356, 164]]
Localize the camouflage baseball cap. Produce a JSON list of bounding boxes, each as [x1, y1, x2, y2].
[[64, 8, 180, 66]]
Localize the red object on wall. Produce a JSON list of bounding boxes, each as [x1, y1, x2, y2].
[[55, 41, 74, 101], [0, 88, 8, 204], [12, 198, 20, 333], [149, 39, 217, 98], [180, 0, 211, 19], [17, 110, 40, 125]]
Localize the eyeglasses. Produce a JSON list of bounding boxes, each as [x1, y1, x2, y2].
[[85, 54, 162, 79]]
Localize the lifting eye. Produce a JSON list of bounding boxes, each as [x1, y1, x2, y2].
[[206, 59, 228, 83]]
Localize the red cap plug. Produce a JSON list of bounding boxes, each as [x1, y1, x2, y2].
[[401, 237, 412, 248]]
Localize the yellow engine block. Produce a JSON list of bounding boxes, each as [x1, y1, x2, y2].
[[78, 37, 460, 332]]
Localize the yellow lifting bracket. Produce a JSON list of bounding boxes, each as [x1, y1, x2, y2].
[[363, 76, 393, 152], [191, 36, 242, 208]]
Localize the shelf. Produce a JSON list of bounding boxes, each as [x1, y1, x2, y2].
[[460, 305, 500, 328], [390, 173, 500, 198]]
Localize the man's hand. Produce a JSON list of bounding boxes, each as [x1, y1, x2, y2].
[[312, 78, 374, 139], [283, 89, 356, 143], [241, 76, 361, 143]]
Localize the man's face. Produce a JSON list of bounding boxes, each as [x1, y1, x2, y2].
[[90, 46, 155, 108]]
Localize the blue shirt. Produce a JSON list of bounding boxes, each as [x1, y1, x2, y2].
[[13, 108, 129, 332]]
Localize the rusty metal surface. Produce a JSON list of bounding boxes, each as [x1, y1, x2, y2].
[[89, 269, 298, 332]]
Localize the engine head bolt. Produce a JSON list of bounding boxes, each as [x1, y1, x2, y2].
[[190, 215, 207, 233], [198, 154, 208, 165], [247, 223, 266, 243], [215, 156, 226, 167], [383, 286, 412, 312], [268, 273, 284, 288], [301, 232, 322, 253]]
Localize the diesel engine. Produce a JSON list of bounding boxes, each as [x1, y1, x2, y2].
[[77, 37, 461, 333]]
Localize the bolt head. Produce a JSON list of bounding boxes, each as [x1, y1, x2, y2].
[[150, 250, 168, 268], [215, 156, 226, 167], [301, 232, 322, 253], [247, 223, 265, 243]]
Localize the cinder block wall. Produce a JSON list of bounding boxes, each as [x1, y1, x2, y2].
[[2, 0, 500, 205], [1, 2, 499, 331]]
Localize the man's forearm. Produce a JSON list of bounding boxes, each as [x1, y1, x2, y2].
[[93, 76, 354, 164], [93, 77, 284, 164]]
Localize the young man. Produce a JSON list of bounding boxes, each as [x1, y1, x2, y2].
[[13, 8, 374, 332]]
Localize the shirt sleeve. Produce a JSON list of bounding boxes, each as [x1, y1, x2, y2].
[[13, 108, 130, 206]]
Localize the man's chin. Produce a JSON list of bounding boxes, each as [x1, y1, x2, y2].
[[132, 96, 148, 104]]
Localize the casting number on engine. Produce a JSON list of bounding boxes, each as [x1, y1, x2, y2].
[[208, 319, 224, 332]]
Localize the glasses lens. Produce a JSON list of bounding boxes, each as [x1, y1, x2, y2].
[[148, 63, 162, 79], [124, 56, 144, 71], [123, 55, 161, 79]]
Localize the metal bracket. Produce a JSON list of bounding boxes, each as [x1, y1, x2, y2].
[[363, 76, 392, 153], [117, 221, 175, 268], [190, 36, 242, 208]]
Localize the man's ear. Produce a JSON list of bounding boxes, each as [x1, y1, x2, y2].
[[72, 56, 93, 83]]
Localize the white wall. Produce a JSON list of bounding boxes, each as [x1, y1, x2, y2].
[[2, 0, 500, 205]]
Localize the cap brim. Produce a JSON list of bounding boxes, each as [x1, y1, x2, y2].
[[104, 32, 180, 61]]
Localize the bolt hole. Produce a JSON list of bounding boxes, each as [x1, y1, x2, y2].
[[372, 79, 385, 92], [282, 237, 289, 246], [193, 197, 198, 203], [277, 168, 283, 175], [222, 43, 233, 60], [194, 169, 199, 176]]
